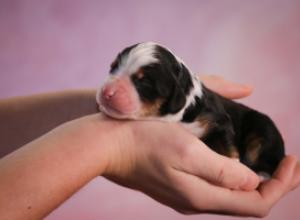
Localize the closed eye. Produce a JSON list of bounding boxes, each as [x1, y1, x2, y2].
[[131, 74, 158, 101], [131, 73, 154, 90]]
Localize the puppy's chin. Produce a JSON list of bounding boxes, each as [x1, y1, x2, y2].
[[98, 104, 139, 120]]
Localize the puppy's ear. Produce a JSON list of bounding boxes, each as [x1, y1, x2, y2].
[[155, 81, 171, 98], [165, 87, 186, 114], [178, 64, 193, 92], [160, 63, 192, 115]]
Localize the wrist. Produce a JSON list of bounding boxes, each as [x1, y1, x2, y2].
[[64, 113, 135, 178], [96, 116, 136, 179]]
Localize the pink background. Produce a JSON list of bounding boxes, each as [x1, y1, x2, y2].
[[1, 0, 300, 219]]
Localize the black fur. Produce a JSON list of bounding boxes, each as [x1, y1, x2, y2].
[[182, 85, 285, 175], [110, 43, 285, 176], [129, 45, 194, 115]]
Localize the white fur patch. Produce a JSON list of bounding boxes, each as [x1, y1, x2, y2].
[[118, 42, 158, 75], [161, 74, 203, 122], [181, 121, 207, 138], [258, 172, 271, 182], [99, 42, 203, 122]]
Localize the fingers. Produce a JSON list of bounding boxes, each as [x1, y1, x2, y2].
[[221, 155, 298, 216], [258, 155, 298, 203], [199, 75, 253, 99], [176, 142, 259, 191], [170, 170, 264, 216], [209, 155, 298, 216], [172, 155, 299, 217]]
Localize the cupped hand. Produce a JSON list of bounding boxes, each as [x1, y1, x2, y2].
[[99, 75, 299, 216], [102, 118, 299, 216]]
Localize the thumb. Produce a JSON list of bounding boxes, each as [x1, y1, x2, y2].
[[208, 154, 260, 190], [178, 142, 260, 191], [199, 75, 253, 99]]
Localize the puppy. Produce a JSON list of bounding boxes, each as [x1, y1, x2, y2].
[[96, 42, 285, 177]]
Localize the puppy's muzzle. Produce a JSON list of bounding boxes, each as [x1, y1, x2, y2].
[[98, 77, 140, 118]]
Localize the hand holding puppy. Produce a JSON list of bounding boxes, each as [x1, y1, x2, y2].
[[101, 75, 299, 216], [0, 76, 298, 219]]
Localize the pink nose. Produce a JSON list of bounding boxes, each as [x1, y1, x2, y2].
[[99, 78, 139, 115], [101, 84, 117, 100]]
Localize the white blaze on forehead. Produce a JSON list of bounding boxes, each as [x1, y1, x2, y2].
[[102, 41, 204, 122], [119, 42, 159, 74]]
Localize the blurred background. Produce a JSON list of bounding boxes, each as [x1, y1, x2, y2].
[[0, 0, 299, 219]]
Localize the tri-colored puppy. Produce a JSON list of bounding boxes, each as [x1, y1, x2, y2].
[[96, 42, 285, 178]]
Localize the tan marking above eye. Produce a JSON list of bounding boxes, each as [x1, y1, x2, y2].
[[135, 69, 144, 79]]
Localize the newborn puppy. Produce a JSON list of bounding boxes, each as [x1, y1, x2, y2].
[[96, 42, 285, 177]]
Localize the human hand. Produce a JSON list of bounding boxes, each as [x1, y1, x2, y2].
[[99, 75, 299, 216], [199, 74, 253, 99], [102, 118, 299, 216], [2, 75, 297, 219]]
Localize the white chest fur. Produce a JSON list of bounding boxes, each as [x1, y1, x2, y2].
[[181, 121, 208, 138]]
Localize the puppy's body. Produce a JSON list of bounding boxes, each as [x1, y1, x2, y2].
[[182, 85, 284, 175], [97, 42, 285, 176]]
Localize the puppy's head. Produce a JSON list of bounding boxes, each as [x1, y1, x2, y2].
[[97, 42, 202, 121]]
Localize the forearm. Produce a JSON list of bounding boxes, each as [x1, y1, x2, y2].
[[0, 90, 98, 157], [0, 114, 128, 220], [0, 77, 252, 158]]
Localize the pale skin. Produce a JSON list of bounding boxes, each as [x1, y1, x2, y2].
[[0, 75, 299, 219]]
